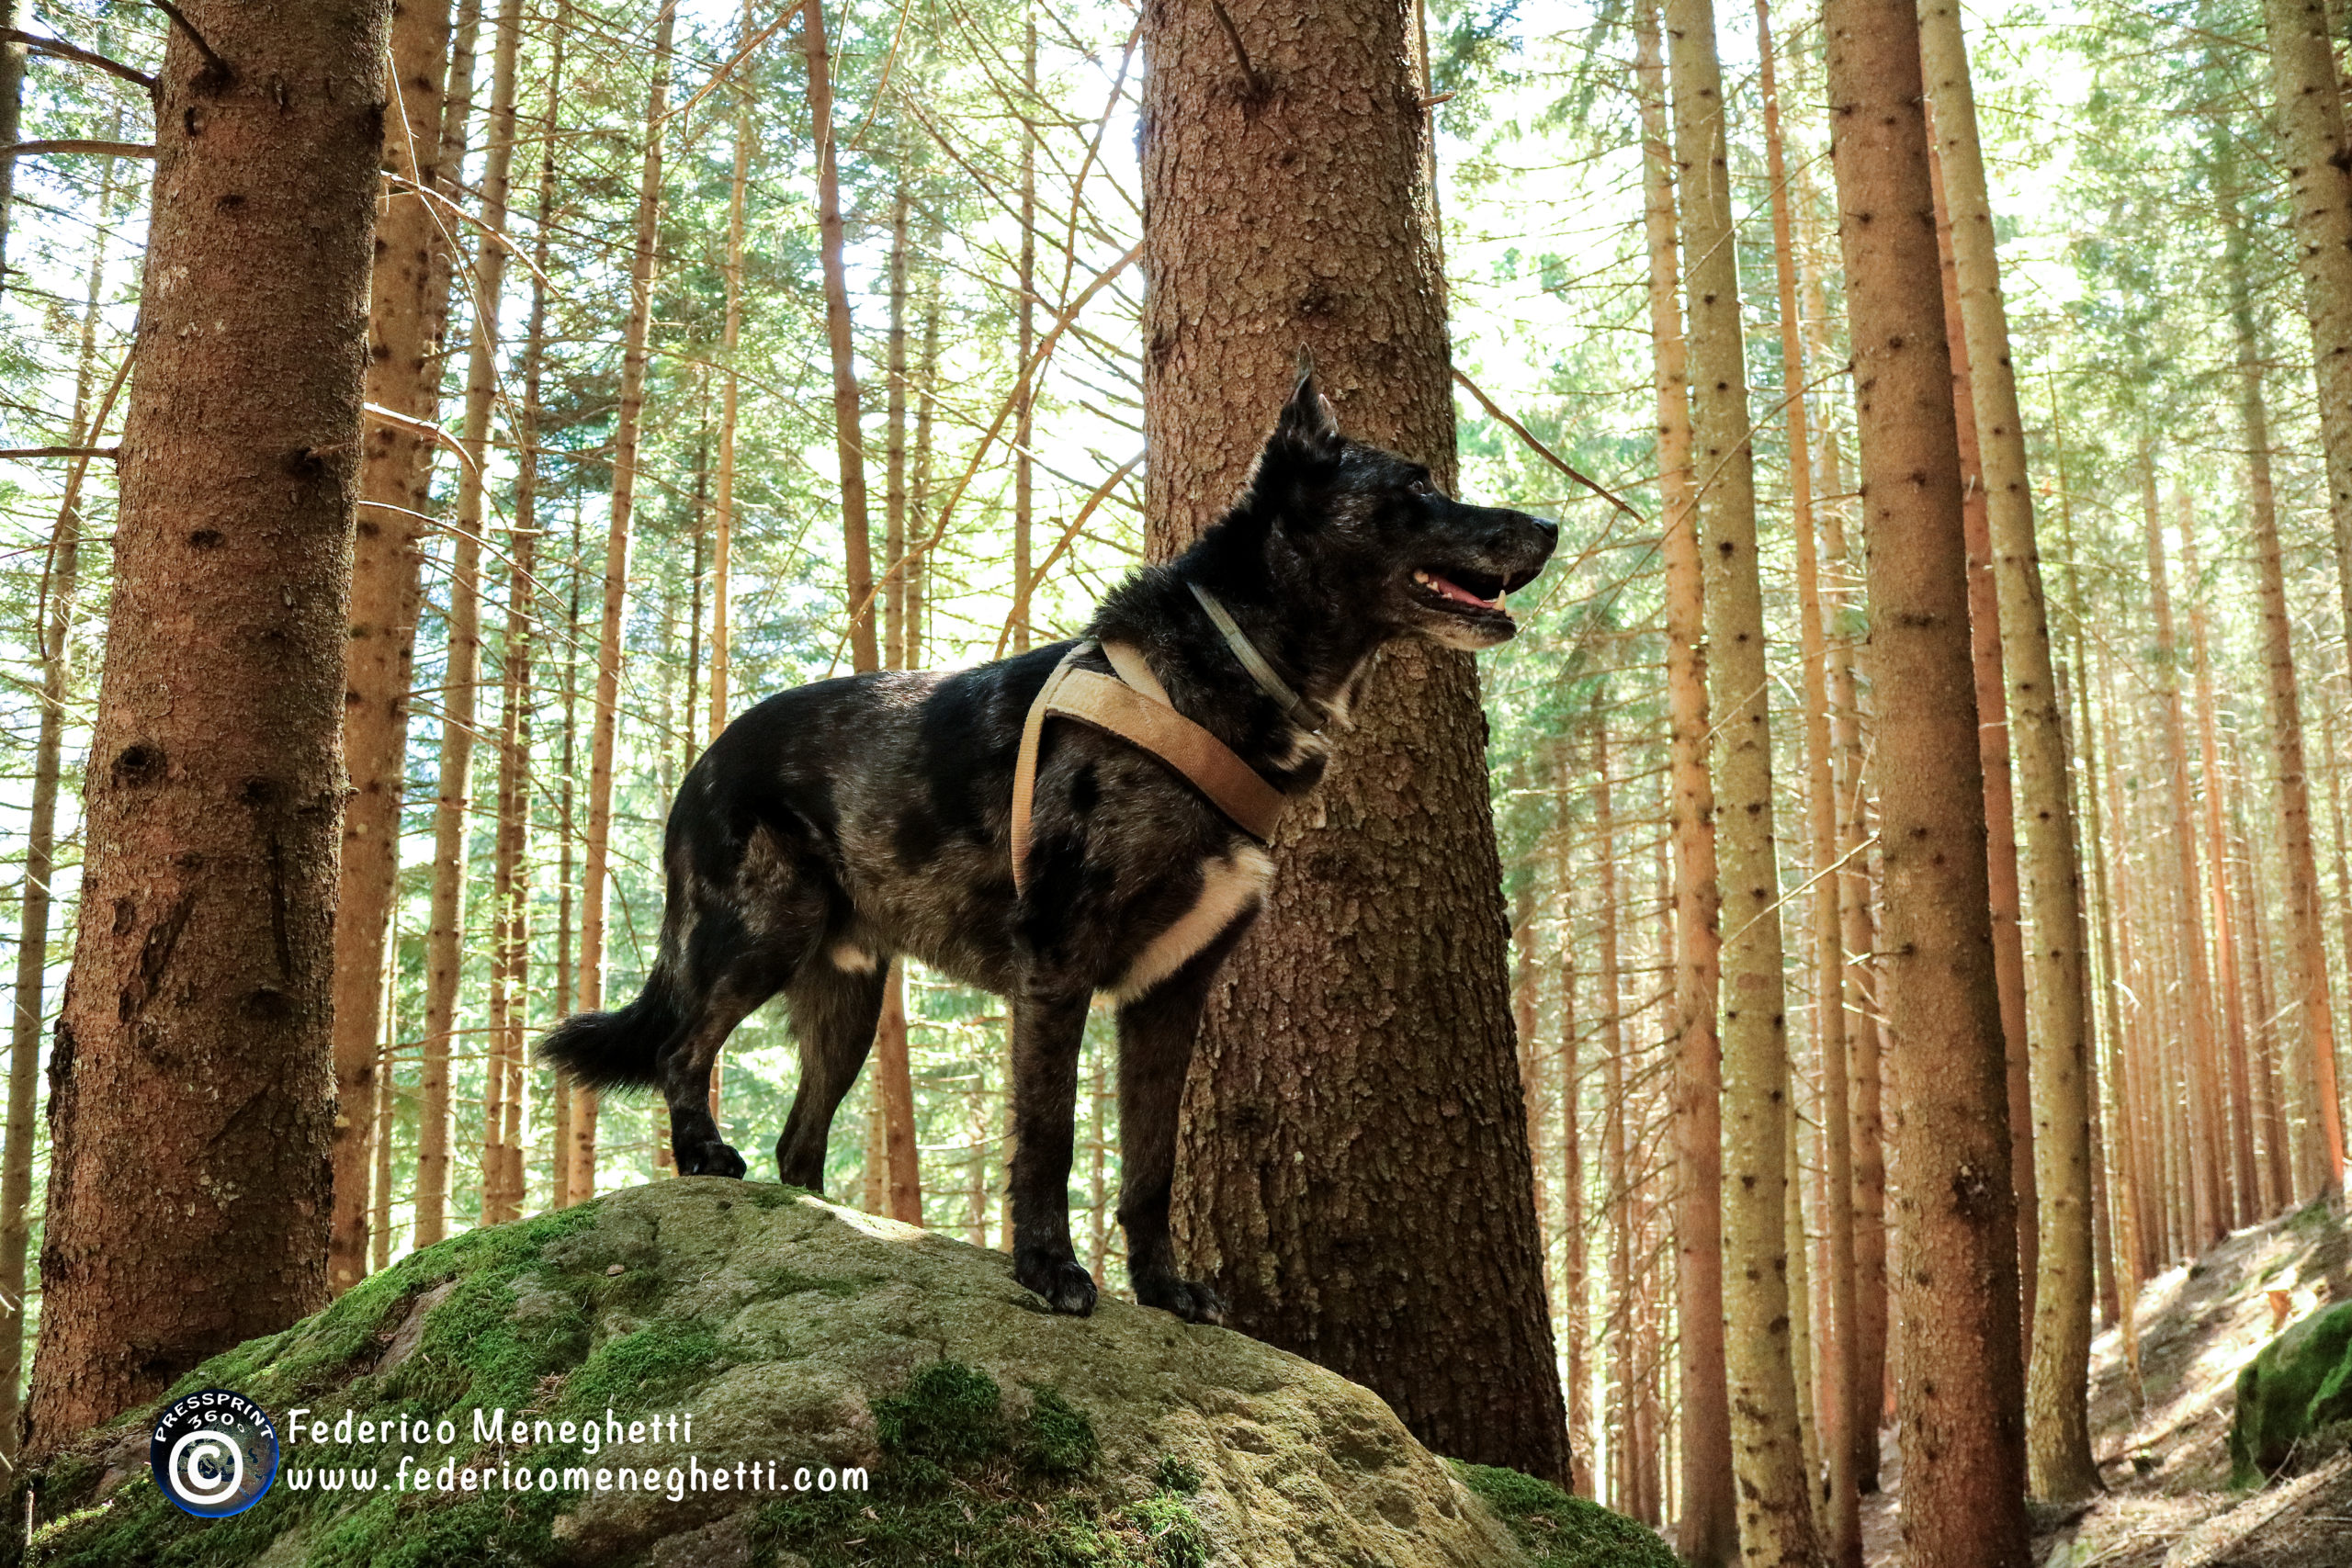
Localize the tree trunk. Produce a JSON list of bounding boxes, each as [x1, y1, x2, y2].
[[1148, 0, 1568, 1486], [2140, 465, 2233, 1243], [0, 0, 27, 291], [803, 0, 878, 674], [1013, 10, 1036, 653], [1917, 0, 2101, 1497], [2231, 178, 2350, 1201], [710, 0, 755, 740], [330, 0, 458, 1295], [418, 0, 523, 1248], [1557, 864, 1594, 1498], [1663, 0, 1821, 1553], [2264, 0, 2352, 707], [1926, 128, 2039, 1339], [575, 0, 679, 1201], [1821, 0, 2033, 1554], [1759, 3, 1860, 1550], [1635, 0, 1736, 1549], [1596, 707, 1634, 1512], [0, 178, 119, 1460], [2182, 509, 2261, 1224], [27, 0, 390, 1450]]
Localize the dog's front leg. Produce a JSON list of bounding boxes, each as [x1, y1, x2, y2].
[[1114, 948, 1233, 1325], [1008, 985, 1098, 1314]]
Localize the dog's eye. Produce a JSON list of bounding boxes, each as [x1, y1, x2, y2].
[[1408, 477, 1435, 497]]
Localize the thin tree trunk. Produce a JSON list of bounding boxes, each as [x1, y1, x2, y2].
[[1918, 0, 2100, 1496], [1927, 129, 2039, 1337], [1013, 8, 1036, 653], [1151, 0, 1567, 1484], [2182, 508, 2260, 1224], [0, 179, 116, 1459], [1664, 0, 1820, 1552], [803, 0, 878, 673], [418, 0, 523, 1248], [0, 0, 27, 291], [1636, 0, 1735, 1548], [1759, 4, 1860, 1549], [1822, 0, 2033, 1553], [330, 0, 459, 1295], [1557, 852, 1593, 1498], [575, 0, 679, 1201], [2141, 465, 2232, 1243], [26, 0, 390, 1449], [1596, 705, 1634, 1514], [553, 512, 580, 1201], [2264, 0, 2352, 699], [887, 182, 910, 671], [710, 0, 756, 741]]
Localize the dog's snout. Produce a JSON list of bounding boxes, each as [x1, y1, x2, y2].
[[1529, 514, 1560, 547]]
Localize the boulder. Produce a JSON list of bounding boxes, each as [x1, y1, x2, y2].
[[2230, 1299, 2352, 1486], [15, 1179, 1673, 1567]]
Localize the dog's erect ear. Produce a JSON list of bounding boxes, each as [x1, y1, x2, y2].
[[1273, 352, 1342, 459]]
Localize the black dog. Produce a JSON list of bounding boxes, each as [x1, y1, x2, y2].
[[537, 367, 1556, 1322]]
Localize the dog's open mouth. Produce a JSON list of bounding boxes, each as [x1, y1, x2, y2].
[[1411, 567, 1514, 623]]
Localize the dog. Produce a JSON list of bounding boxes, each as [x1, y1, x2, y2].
[[537, 366, 1557, 1323]]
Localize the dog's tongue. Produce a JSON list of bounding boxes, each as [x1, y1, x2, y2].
[[1419, 570, 1503, 611]]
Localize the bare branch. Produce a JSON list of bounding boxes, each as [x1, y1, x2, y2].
[[1206, 0, 1268, 99], [0, 446, 121, 460], [1, 140, 155, 161], [1451, 367, 1646, 525], [146, 0, 231, 86], [0, 28, 158, 93]]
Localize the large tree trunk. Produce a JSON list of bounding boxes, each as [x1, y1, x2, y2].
[[1635, 0, 1736, 1551], [1917, 0, 2101, 1498], [1, 179, 119, 1460], [575, 0, 679, 1199], [27, 0, 390, 1450], [329, 0, 458, 1295], [2265, 0, 2352, 730], [1824, 0, 2032, 1556], [1758, 4, 1860, 1552], [1148, 0, 1568, 1487], [1662, 0, 1820, 1555]]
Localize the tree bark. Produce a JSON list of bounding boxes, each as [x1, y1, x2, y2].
[[2264, 0, 2352, 709], [1759, 4, 1861, 1551], [27, 0, 391, 1450], [710, 0, 755, 740], [1557, 863, 1594, 1498], [1822, 0, 2033, 1554], [1635, 0, 1736, 1549], [330, 0, 458, 1294], [1148, 0, 1568, 1486], [2230, 179, 2349, 1201], [0, 0, 26, 292], [1596, 706, 1634, 1512], [1917, 0, 2101, 1497], [418, 0, 523, 1248], [803, 0, 877, 674], [575, 0, 679, 1200], [1662, 0, 1821, 1554], [1013, 9, 1036, 653]]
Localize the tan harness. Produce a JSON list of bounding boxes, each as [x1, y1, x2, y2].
[[1009, 637, 1288, 895]]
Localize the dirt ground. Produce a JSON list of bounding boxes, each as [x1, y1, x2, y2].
[[1857, 1200, 2352, 1567]]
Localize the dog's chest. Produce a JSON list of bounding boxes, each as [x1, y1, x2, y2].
[[1109, 844, 1275, 1001]]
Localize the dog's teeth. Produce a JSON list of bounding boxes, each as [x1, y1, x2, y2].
[[1413, 570, 1431, 584]]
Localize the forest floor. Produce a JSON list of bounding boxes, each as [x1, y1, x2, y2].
[[1857, 1197, 2352, 1566]]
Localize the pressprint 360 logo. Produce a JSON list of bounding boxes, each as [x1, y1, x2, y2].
[[150, 1388, 278, 1518]]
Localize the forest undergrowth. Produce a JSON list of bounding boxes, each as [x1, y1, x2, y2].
[[1860, 1204, 2352, 1567]]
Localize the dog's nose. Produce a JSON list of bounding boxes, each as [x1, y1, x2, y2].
[[1530, 515, 1560, 545]]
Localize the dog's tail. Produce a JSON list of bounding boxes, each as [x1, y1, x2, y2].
[[535, 962, 686, 1092]]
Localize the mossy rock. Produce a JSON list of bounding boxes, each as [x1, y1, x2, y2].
[[2229, 1298, 2352, 1485], [10, 1180, 1669, 1567]]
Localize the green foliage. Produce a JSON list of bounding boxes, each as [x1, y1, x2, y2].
[[1450, 1461, 1678, 1568]]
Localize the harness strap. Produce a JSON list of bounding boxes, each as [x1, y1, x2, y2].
[[1010, 638, 1287, 896]]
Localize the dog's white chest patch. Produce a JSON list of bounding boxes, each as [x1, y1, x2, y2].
[[1112, 845, 1274, 1002]]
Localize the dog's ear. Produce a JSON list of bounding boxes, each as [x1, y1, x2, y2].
[[1272, 354, 1343, 463]]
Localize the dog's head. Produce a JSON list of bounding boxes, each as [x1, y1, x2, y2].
[[1237, 365, 1558, 650]]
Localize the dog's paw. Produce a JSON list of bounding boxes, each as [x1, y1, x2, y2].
[[677, 1140, 748, 1179], [1016, 1256, 1100, 1316], [1135, 1274, 1226, 1325]]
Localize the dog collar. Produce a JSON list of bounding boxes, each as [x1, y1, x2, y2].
[[1187, 581, 1322, 732]]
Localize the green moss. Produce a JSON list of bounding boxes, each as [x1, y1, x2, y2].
[[2231, 1299, 2352, 1485], [1150, 1455, 1202, 1496], [750, 1361, 1189, 1568], [1017, 1388, 1099, 1479], [749, 1264, 866, 1298], [1451, 1461, 1678, 1568]]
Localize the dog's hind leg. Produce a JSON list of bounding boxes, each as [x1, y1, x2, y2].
[[1113, 928, 1249, 1325], [655, 973, 772, 1179], [1008, 985, 1097, 1314], [774, 954, 888, 1192]]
